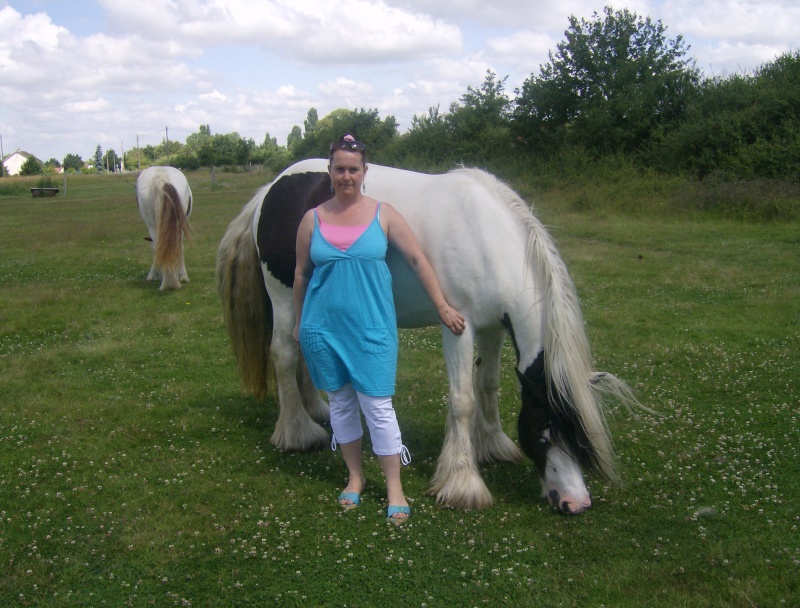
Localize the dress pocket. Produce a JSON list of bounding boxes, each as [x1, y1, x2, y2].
[[301, 327, 327, 354], [363, 328, 391, 354]]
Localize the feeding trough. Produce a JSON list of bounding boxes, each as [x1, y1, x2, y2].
[[31, 187, 59, 197]]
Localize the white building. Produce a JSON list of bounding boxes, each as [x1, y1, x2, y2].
[[2, 149, 41, 176]]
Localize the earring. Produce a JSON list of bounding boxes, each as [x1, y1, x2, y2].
[[361, 181, 366, 194]]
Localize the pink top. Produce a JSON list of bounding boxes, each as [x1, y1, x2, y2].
[[319, 219, 369, 251], [318, 204, 380, 251]]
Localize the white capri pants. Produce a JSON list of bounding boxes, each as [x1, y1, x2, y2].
[[327, 384, 410, 463]]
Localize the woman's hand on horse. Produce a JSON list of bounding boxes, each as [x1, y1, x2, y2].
[[440, 304, 466, 335]]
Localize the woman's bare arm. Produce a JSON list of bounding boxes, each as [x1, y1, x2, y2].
[[382, 203, 465, 335], [292, 210, 316, 341]]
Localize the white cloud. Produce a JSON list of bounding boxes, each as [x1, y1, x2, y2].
[[383, 0, 657, 29], [0, 5, 67, 52], [663, 0, 800, 43], [661, 0, 800, 73], [1, 0, 796, 162], [318, 77, 374, 97], [198, 90, 230, 103], [484, 30, 558, 79], [100, 0, 462, 64], [63, 98, 114, 113]]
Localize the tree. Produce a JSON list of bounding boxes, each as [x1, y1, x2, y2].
[[210, 132, 250, 166], [652, 50, 800, 178], [452, 71, 510, 129], [262, 132, 279, 150], [186, 130, 251, 167], [402, 105, 453, 171], [102, 149, 119, 172], [446, 70, 512, 163], [287, 107, 398, 162], [304, 108, 319, 136], [186, 124, 212, 151], [19, 156, 43, 176], [63, 153, 83, 172], [252, 132, 291, 171], [287, 125, 303, 151], [94, 145, 103, 171], [196, 142, 215, 167], [513, 6, 698, 155]]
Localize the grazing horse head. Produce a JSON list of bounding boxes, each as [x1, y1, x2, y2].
[[501, 313, 601, 514], [216, 159, 640, 514], [515, 352, 595, 513]]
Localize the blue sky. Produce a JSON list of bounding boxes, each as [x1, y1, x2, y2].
[[1, 0, 797, 164]]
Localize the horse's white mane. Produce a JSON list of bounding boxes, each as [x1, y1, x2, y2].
[[447, 166, 618, 479], [447, 166, 536, 226], [446, 166, 548, 279]]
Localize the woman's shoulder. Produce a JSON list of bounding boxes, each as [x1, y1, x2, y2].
[[381, 201, 412, 224], [378, 200, 400, 216], [298, 207, 319, 232]]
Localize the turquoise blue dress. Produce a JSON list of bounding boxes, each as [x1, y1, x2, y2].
[[299, 205, 398, 397]]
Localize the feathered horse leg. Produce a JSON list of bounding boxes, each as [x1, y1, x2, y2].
[[471, 328, 522, 464]]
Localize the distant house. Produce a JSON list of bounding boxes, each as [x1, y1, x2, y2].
[[2, 149, 41, 176]]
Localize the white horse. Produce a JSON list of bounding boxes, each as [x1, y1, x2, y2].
[[216, 159, 638, 514], [136, 166, 193, 290]]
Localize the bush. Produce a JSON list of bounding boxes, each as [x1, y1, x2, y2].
[[650, 51, 800, 179], [19, 156, 43, 176], [36, 174, 57, 189]]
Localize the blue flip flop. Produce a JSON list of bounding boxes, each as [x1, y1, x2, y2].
[[386, 505, 410, 524], [338, 492, 360, 510]]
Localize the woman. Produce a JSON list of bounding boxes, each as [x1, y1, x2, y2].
[[293, 134, 465, 524]]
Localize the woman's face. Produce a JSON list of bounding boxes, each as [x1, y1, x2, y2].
[[329, 150, 367, 196]]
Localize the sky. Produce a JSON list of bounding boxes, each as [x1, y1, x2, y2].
[[1, 0, 797, 165]]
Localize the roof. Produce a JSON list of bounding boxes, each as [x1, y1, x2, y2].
[[2, 149, 36, 162]]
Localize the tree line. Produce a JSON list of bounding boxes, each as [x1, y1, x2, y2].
[[10, 7, 799, 184]]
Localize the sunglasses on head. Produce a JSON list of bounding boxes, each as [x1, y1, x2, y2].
[[329, 139, 365, 152]]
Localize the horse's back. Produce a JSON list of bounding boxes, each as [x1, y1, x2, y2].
[[254, 162, 332, 288], [136, 166, 192, 215], [256, 160, 530, 328], [365, 165, 532, 327]]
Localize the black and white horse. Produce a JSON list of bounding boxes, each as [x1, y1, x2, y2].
[[216, 159, 638, 513], [136, 166, 193, 290]]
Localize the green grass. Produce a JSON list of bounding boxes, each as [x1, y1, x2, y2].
[[1, 170, 798, 607]]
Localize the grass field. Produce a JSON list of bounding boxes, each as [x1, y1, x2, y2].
[[1, 169, 797, 607]]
